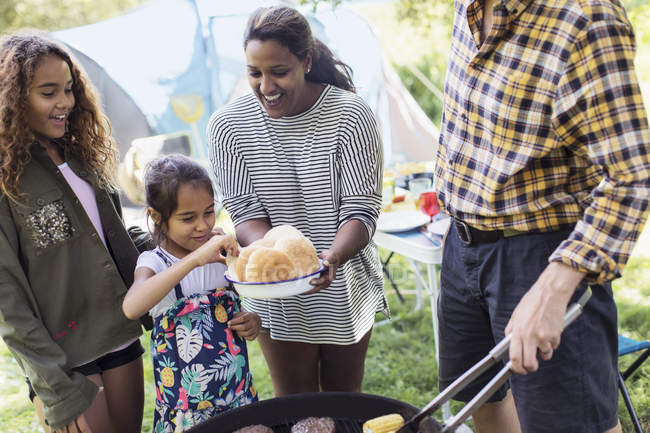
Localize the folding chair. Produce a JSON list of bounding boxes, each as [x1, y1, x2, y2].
[[617, 334, 650, 433]]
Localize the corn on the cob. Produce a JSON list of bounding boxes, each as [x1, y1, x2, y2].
[[363, 413, 405, 433]]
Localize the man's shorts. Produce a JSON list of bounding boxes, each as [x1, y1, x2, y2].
[[437, 223, 619, 433], [28, 339, 144, 401]]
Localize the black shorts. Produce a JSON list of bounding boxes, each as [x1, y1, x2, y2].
[[27, 339, 144, 401], [438, 224, 619, 433]]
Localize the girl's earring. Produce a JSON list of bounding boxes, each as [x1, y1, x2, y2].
[[145, 213, 153, 235]]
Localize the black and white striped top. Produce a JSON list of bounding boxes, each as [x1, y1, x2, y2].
[[207, 85, 386, 344]]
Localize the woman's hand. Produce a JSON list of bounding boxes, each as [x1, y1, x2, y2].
[[192, 234, 239, 266], [228, 311, 262, 340], [306, 249, 341, 294]]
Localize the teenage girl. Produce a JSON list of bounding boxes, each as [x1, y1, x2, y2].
[[122, 154, 260, 432], [0, 32, 146, 433]]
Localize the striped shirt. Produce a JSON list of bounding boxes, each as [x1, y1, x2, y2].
[[436, 0, 650, 283], [207, 85, 386, 344]]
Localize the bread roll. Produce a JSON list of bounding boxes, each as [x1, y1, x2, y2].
[[233, 239, 278, 281], [264, 224, 304, 243], [246, 247, 296, 282], [275, 237, 320, 277], [235, 245, 258, 282]]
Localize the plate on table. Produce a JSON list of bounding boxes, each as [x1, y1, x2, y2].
[[427, 215, 451, 236], [377, 210, 430, 233], [225, 260, 326, 299]]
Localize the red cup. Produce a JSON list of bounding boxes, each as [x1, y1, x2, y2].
[[418, 191, 440, 220]]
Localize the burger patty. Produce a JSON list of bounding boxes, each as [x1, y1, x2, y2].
[[232, 425, 274, 433], [291, 417, 336, 433]]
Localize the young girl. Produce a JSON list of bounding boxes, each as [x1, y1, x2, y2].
[[0, 32, 147, 433], [122, 154, 260, 432]]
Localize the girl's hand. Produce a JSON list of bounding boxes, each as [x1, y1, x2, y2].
[[306, 249, 341, 294], [192, 234, 239, 266], [53, 412, 92, 433], [228, 311, 261, 340]]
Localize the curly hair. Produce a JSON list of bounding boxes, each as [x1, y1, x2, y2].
[[0, 31, 119, 203]]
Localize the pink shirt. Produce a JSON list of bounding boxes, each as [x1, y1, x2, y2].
[[58, 163, 106, 247]]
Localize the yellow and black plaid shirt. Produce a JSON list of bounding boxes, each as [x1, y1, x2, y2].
[[435, 0, 650, 282]]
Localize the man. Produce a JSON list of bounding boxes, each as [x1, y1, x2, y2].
[[435, 0, 650, 431]]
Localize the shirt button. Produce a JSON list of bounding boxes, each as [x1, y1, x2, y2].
[[91, 233, 98, 239], [36, 198, 45, 206], [104, 262, 112, 270], [79, 170, 88, 177]]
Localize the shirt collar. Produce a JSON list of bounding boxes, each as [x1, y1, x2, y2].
[[502, 0, 533, 19], [465, 0, 533, 19]]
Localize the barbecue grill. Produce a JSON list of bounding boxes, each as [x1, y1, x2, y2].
[[188, 290, 592, 433], [185, 392, 440, 433]]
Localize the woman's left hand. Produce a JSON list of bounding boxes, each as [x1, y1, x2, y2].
[[306, 249, 341, 294]]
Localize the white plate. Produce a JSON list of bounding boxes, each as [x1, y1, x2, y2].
[[224, 260, 326, 299], [427, 216, 451, 236], [377, 210, 430, 233]]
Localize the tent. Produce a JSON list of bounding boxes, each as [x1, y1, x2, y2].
[[53, 0, 438, 166]]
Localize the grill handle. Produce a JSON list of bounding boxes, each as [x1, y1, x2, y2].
[[397, 289, 591, 433]]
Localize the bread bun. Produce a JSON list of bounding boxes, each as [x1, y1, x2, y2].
[[246, 247, 296, 282], [229, 225, 320, 284], [233, 238, 279, 281], [234, 246, 255, 282], [263, 225, 304, 243], [275, 237, 320, 277]]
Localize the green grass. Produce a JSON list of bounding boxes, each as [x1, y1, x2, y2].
[[1, 255, 648, 432]]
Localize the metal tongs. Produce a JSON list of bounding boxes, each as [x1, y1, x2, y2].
[[397, 289, 592, 433]]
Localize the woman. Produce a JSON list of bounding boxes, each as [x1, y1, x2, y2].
[[0, 32, 148, 433], [208, 6, 386, 396]]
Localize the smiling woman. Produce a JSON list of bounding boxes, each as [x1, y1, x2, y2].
[[207, 5, 386, 401]]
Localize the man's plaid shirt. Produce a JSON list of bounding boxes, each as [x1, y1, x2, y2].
[[435, 0, 650, 282]]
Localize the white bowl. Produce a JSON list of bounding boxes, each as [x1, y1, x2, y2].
[[224, 261, 326, 299]]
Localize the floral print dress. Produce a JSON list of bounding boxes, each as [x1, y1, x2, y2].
[[151, 252, 257, 433]]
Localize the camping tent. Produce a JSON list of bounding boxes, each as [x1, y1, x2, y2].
[[53, 0, 438, 165]]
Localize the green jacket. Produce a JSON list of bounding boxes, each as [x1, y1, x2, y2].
[[0, 143, 150, 429]]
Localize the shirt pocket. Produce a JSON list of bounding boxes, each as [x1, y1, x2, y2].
[[18, 189, 77, 250], [328, 153, 341, 211]]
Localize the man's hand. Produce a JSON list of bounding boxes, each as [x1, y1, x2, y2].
[[505, 261, 585, 374]]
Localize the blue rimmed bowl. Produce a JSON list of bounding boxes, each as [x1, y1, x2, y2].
[[224, 260, 326, 299]]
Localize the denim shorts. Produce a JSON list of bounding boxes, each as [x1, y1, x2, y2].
[[28, 340, 144, 401], [437, 223, 619, 433]]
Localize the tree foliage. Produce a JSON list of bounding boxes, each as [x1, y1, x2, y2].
[[0, 0, 146, 34]]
